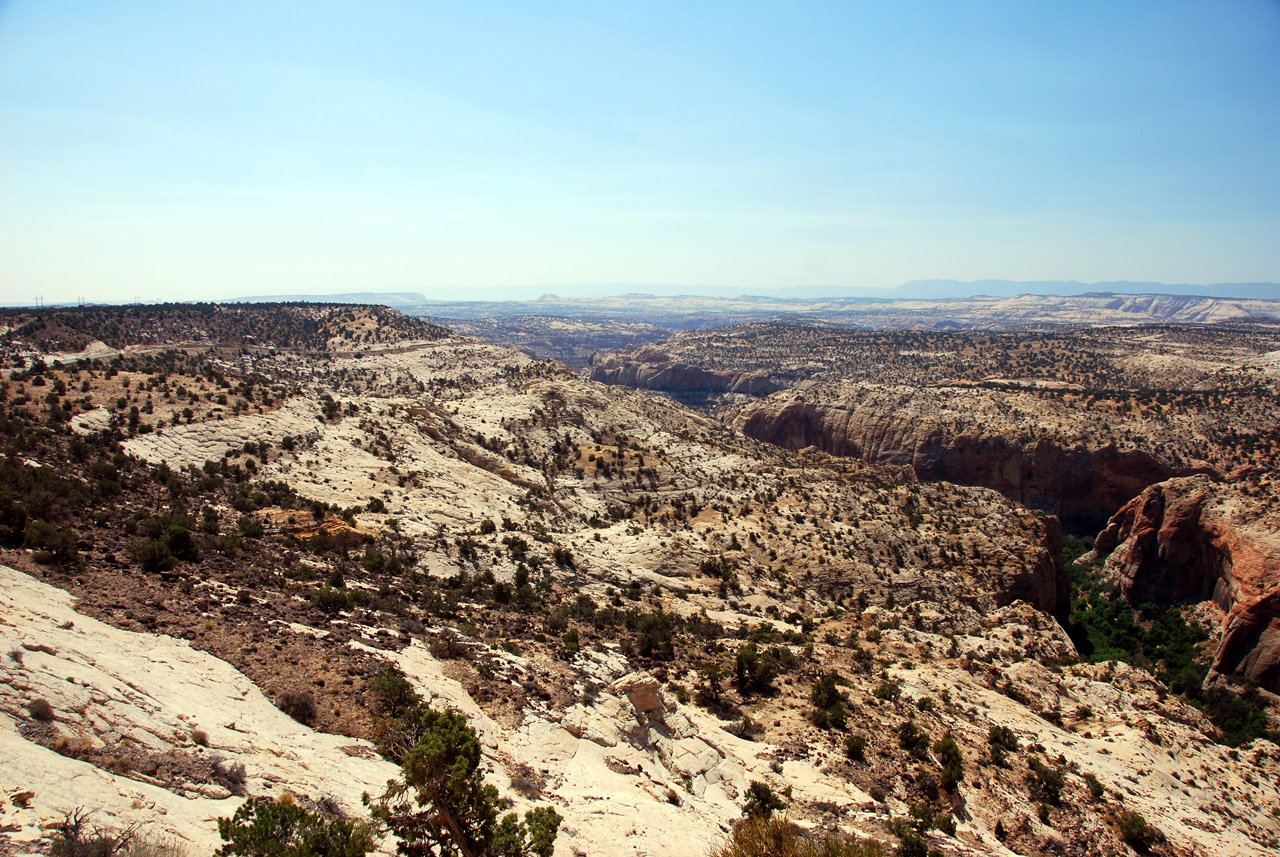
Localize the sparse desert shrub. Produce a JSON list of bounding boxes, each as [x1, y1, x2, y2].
[[710, 815, 796, 857], [189, 728, 208, 747], [24, 519, 81, 565], [122, 832, 189, 857], [131, 538, 175, 573], [711, 814, 887, 857], [1116, 810, 1162, 852], [809, 672, 849, 729], [844, 733, 866, 762], [742, 781, 787, 819], [1026, 755, 1065, 804], [216, 797, 375, 857], [509, 764, 543, 799], [428, 634, 469, 661], [872, 678, 900, 701], [726, 715, 764, 741], [988, 724, 1019, 764], [277, 690, 316, 725], [212, 757, 248, 795], [311, 586, 351, 616], [28, 697, 55, 721], [47, 808, 139, 857]]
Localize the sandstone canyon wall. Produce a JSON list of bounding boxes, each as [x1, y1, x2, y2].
[[730, 386, 1180, 533], [1094, 475, 1280, 692], [588, 350, 780, 396]]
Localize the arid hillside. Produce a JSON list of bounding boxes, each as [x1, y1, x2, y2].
[[1, 304, 1278, 857]]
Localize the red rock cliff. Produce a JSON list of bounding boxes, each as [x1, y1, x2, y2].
[[1094, 475, 1280, 691]]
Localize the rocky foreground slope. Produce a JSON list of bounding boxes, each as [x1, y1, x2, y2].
[[1, 304, 1278, 856]]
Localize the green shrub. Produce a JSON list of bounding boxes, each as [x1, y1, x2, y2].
[[1116, 810, 1161, 852], [897, 719, 928, 756], [311, 586, 351, 616], [164, 526, 200, 562], [369, 664, 421, 721], [309, 529, 333, 554], [561, 627, 580, 655], [216, 797, 375, 857], [24, 519, 80, 565], [0, 492, 29, 544], [872, 679, 900, 701], [130, 538, 174, 573], [988, 725, 1019, 764], [894, 831, 927, 857], [369, 707, 561, 857], [1026, 755, 1065, 804], [735, 642, 796, 695], [810, 673, 849, 729], [237, 515, 264, 538], [742, 781, 787, 819], [932, 733, 963, 790]]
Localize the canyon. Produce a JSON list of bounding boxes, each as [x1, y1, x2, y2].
[[0, 303, 1277, 856]]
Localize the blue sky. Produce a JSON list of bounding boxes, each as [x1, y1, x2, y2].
[[2, 1, 1279, 304]]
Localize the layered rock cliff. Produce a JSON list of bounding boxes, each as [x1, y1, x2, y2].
[[730, 384, 1183, 532], [1093, 475, 1280, 691], [588, 348, 780, 396]]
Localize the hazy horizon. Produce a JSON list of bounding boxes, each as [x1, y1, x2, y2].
[[9, 278, 1280, 310]]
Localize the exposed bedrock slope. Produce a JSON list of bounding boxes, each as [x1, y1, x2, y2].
[[1094, 475, 1280, 691], [730, 386, 1181, 533]]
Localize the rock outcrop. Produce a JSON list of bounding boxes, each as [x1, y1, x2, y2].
[[731, 384, 1183, 532], [588, 349, 779, 396], [0, 564, 398, 855], [1094, 475, 1280, 691]]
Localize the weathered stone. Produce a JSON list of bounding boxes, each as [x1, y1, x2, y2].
[[1096, 475, 1280, 691]]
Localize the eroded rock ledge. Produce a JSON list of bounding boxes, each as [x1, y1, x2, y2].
[[588, 349, 780, 397], [730, 384, 1193, 532]]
